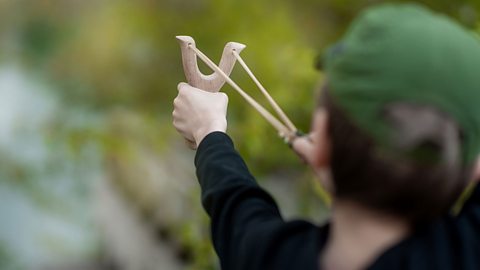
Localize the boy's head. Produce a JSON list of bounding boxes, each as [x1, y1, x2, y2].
[[313, 3, 480, 223]]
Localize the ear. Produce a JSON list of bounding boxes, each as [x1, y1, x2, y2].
[[310, 108, 335, 195], [473, 157, 480, 183], [311, 108, 330, 169]]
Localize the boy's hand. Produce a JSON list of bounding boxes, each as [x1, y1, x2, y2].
[[291, 133, 317, 165], [172, 83, 228, 148], [291, 109, 328, 167]]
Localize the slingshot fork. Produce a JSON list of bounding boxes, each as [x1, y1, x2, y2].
[[176, 36, 246, 93], [176, 36, 299, 149]]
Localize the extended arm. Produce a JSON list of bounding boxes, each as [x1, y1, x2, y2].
[[194, 132, 320, 270], [172, 83, 320, 270]]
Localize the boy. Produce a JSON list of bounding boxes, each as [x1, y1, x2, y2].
[[172, 3, 480, 270]]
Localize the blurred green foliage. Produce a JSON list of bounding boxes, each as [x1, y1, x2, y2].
[[3, 0, 477, 172], [0, 0, 479, 269]]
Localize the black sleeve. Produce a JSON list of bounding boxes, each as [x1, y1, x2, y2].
[[194, 132, 320, 270]]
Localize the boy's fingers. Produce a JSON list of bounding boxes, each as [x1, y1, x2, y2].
[[292, 136, 315, 164]]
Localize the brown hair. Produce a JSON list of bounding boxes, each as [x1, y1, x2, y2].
[[322, 90, 470, 223]]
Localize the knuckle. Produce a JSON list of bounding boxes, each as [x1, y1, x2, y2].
[[178, 87, 186, 95], [177, 89, 184, 97], [177, 82, 186, 91], [173, 97, 181, 106], [219, 92, 228, 102]]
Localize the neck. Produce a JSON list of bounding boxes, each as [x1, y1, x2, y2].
[[321, 200, 411, 270]]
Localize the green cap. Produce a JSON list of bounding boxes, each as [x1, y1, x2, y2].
[[323, 3, 480, 165]]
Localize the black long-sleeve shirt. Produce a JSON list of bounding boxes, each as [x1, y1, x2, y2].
[[194, 132, 480, 270]]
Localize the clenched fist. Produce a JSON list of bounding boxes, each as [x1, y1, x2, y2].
[[172, 83, 229, 149]]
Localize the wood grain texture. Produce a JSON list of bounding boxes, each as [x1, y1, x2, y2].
[[176, 36, 246, 92]]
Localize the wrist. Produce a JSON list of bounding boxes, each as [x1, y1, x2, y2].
[[193, 120, 227, 147]]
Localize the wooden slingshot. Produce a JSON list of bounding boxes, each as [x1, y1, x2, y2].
[[176, 35, 299, 149]]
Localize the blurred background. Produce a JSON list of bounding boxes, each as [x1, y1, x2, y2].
[[0, 0, 478, 269]]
